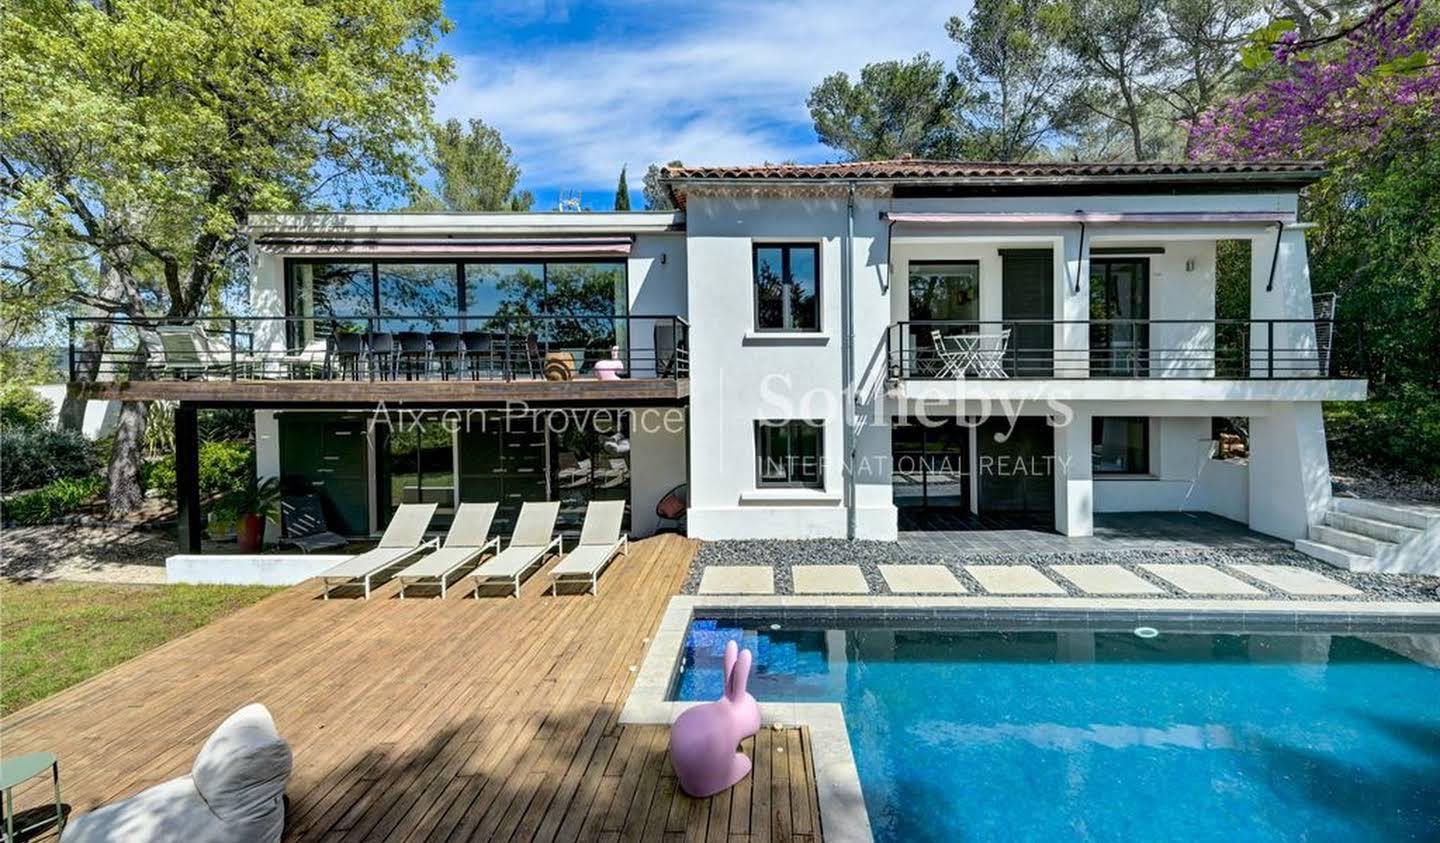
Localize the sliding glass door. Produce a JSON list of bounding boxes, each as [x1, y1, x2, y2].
[[1089, 258, 1149, 377], [908, 262, 980, 376], [376, 419, 458, 527]]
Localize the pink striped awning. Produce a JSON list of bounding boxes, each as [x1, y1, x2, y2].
[[883, 211, 1294, 225], [256, 237, 633, 258]]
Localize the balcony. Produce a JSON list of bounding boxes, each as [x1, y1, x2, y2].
[[66, 314, 690, 406], [886, 318, 1368, 404]]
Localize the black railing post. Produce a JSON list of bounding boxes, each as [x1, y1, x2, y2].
[[1267, 320, 1275, 379], [503, 318, 513, 381], [229, 318, 237, 380], [67, 317, 75, 382], [368, 316, 376, 382]]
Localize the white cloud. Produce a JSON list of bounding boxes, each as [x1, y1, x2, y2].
[[436, 0, 962, 196]]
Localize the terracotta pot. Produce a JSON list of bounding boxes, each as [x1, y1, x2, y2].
[[237, 513, 265, 553]]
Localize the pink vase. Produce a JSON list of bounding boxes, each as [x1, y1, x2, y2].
[[669, 640, 761, 797]]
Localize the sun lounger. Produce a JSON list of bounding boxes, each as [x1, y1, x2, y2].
[[318, 503, 438, 599], [548, 500, 629, 595], [279, 495, 348, 553], [393, 503, 500, 598], [469, 501, 562, 598]]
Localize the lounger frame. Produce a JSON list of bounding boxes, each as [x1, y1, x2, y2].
[[321, 538, 439, 600], [470, 536, 563, 598], [395, 537, 500, 599], [549, 535, 629, 596]]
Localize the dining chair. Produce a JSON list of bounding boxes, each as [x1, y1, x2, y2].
[[460, 331, 494, 380], [395, 331, 430, 380], [429, 331, 462, 381], [332, 333, 364, 380], [364, 331, 395, 380]]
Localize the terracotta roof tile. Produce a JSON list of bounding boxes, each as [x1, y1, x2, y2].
[[661, 159, 1326, 181]]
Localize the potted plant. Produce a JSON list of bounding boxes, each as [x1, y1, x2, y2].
[[213, 476, 282, 553]]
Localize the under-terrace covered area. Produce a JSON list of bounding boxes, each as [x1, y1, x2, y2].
[[0, 535, 824, 842]]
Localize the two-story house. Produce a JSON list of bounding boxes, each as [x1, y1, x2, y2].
[[71, 160, 1374, 567]]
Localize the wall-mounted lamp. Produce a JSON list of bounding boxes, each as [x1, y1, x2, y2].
[[1185, 257, 1196, 272], [660, 253, 668, 265]]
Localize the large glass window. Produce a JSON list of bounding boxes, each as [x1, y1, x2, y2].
[[909, 261, 981, 375], [463, 263, 544, 325], [755, 420, 824, 488], [378, 263, 460, 333], [754, 244, 819, 332], [1092, 416, 1150, 474], [287, 262, 374, 340], [382, 419, 458, 518], [1090, 258, 1150, 376]]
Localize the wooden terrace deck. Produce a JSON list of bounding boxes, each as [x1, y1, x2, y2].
[[1, 535, 823, 842]]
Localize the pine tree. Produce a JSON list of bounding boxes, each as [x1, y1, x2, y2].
[[614, 165, 631, 210]]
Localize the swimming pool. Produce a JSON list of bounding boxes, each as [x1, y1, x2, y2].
[[670, 617, 1440, 842]]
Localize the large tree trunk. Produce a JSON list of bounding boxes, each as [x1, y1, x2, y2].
[[60, 258, 126, 431], [106, 399, 150, 516]]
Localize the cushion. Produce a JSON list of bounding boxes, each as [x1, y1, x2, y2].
[[62, 775, 230, 843], [191, 704, 292, 823]]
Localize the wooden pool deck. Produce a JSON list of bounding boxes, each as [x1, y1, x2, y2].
[[1, 535, 824, 842]]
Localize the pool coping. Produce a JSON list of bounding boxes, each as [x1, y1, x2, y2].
[[619, 595, 1440, 843]]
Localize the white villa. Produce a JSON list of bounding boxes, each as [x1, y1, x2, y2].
[[75, 160, 1397, 568]]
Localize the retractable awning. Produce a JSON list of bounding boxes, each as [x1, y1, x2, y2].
[[882, 210, 1294, 224], [255, 236, 634, 258]]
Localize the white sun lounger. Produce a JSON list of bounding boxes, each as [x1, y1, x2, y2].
[[318, 503, 438, 599], [469, 501, 562, 598], [548, 500, 629, 595], [393, 502, 500, 598]]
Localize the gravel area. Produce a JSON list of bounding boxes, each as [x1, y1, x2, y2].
[[1332, 462, 1440, 505], [685, 540, 1440, 602]]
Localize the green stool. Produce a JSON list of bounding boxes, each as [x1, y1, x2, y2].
[[0, 752, 63, 843]]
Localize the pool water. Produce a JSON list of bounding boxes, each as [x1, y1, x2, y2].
[[670, 618, 1440, 842]]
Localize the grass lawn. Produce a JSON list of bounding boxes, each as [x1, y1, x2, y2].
[[0, 579, 280, 716]]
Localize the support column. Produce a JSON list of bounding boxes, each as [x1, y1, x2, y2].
[[175, 403, 203, 553], [1247, 402, 1331, 540], [256, 411, 281, 543], [1053, 409, 1093, 536]]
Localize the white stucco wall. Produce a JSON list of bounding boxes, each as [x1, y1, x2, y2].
[[627, 408, 687, 537]]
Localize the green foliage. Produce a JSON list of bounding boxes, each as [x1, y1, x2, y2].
[[409, 118, 534, 211], [0, 427, 98, 492], [807, 54, 969, 160], [0, 384, 54, 433], [614, 166, 631, 211], [1325, 386, 1440, 479], [147, 441, 255, 502], [2, 476, 106, 526], [211, 476, 282, 524]]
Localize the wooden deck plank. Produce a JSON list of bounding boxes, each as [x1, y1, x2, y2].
[[0, 535, 821, 842]]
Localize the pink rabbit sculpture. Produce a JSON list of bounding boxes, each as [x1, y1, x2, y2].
[[670, 639, 762, 797]]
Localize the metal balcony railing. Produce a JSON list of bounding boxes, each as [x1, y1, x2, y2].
[[887, 319, 1366, 380], [67, 314, 690, 383]]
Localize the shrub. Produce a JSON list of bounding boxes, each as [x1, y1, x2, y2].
[[1326, 385, 1440, 479], [2, 475, 107, 526], [0, 384, 55, 433], [0, 427, 98, 493], [147, 441, 255, 501]]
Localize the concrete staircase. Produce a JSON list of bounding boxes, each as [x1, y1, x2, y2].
[[1296, 498, 1440, 574]]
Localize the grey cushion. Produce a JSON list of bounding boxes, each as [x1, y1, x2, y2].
[[63, 704, 290, 843]]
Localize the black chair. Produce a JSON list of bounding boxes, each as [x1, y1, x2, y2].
[[332, 333, 364, 380], [279, 495, 348, 552], [655, 322, 685, 377], [364, 331, 395, 380], [460, 331, 494, 380], [395, 331, 430, 380], [429, 331, 462, 380]]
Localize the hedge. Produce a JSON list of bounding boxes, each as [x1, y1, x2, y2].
[[2, 476, 107, 526], [0, 427, 98, 493], [146, 441, 255, 501]]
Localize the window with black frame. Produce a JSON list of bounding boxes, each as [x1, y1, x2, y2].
[[754, 244, 819, 332], [755, 420, 824, 488], [286, 262, 375, 344], [909, 261, 980, 376], [1092, 416, 1150, 474], [1090, 258, 1150, 376]]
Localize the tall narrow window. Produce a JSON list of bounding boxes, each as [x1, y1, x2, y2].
[[754, 244, 819, 332], [755, 420, 824, 488], [1089, 258, 1150, 376], [1092, 416, 1150, 474]]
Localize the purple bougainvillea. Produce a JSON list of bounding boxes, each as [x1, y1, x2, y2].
[[1190, 0, 1440, 159]]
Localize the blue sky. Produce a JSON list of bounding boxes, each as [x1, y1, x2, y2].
[[436, 0, 963, 210]]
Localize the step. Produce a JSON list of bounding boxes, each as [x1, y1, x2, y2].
[[1309, 524, 1394, 557], [1324, 511, 1422, 544], [1295, 539, 1372, 570], [1333, 498, 1440, 531]]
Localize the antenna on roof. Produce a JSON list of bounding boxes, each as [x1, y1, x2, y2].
[[558, 189, 583, 212]]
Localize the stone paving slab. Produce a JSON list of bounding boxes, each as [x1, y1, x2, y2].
[[792, 565, 870, 594], [1139, 564, 1264, 596], [1228, 564, 1364, 597], [964, 565, 1066, 595], [878, 565, 967, 594], [1051, 564, 1165, 595], [697, 566, 774, 595]]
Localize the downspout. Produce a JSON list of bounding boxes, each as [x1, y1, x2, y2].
[[842, 182, 857, 541]]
